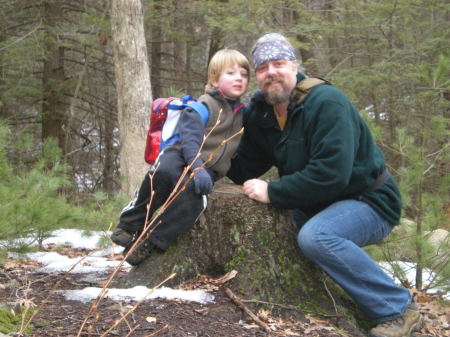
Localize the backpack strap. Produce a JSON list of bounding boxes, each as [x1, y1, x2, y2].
[[186, 102, 209, 126], [167, 95, 209, 126], [291, 77, 330, 106]]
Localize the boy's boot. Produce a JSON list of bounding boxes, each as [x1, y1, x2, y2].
[[123, 239, 158, 266], [369, 302, 423, 337], [110, 228, 137, 247]]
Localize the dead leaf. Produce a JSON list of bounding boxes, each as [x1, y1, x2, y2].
[[194, 308, 209, 315], [98, 281, 108, 288], [257, 309, 270, 322], [17, 298, 36, 308], [212, 270, 237, 284]]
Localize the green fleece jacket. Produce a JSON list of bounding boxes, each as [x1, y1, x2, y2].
[[227, 73, 402, 226]]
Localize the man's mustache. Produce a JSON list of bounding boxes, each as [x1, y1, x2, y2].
[[262, 75, 283, 86]]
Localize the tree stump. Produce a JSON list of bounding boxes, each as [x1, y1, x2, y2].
[[119, 182, 369, 333]]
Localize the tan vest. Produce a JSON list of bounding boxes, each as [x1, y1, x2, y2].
[[199, 94, 243, 179]]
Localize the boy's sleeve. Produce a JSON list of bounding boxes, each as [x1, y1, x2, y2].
[[178, 106, 206, 169]]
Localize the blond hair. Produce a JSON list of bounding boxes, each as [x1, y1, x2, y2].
[[205, 49, 250, 91]]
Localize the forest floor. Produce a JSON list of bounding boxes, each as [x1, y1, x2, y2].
[[0, 244, 449, 337]]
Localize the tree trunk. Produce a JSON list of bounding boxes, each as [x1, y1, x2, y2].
[[111, 0, 152, 196], [208, 27, 224, 64], [120, 183, 369, 334], [42, 1, 67, 153], [150, 0, 163, 98], [100, 35, 116, 195]]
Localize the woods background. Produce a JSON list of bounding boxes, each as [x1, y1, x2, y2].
[[0, 0, 448, 289]]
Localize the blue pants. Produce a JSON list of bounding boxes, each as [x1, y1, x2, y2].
[[296, 200, 411, 323]]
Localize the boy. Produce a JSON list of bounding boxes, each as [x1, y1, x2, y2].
[[111, 49, 250, 266]]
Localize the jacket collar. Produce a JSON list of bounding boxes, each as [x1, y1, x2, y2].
[[288, 72, 307, 111], [206, 89, 244, 115]]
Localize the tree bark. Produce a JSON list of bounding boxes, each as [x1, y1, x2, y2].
[[100, 34, 116, 195], [42, 1, 67, 152], [111, 0, 152, 196], [150, 0, 163, 98]]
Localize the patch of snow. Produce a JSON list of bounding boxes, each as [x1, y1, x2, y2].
[[8, 229, 215, 305], [91, 245, 124, 257], [6, 229, 448, 304], [379, 261, 449, 300], [42, 228, 107, 250], [60, 286, 215, 304], [24, 251, 130, 273]]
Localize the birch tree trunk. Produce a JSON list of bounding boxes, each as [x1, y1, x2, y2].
[[111, 0, 152, 196]]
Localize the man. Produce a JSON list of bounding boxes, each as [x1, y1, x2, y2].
[[227, 33, 423, 337]]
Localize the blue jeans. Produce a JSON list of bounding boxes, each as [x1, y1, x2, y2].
[[296, 200, 411, 323]]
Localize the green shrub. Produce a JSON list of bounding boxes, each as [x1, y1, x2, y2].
[[0, 123, 83, 250], [0, 305, 33, 334]]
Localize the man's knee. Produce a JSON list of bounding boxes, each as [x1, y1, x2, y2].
[[297, 225, 320, 258]]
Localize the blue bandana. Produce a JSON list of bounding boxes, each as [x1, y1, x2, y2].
[[252, 34, 296, 69]]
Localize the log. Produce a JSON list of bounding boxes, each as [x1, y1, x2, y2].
[[118, 182, 368, 333]]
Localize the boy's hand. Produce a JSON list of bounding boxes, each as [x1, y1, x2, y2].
[[194, 168, 213, 195], [243, 179, 270, 204]]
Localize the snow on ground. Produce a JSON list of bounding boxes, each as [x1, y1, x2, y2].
[[61, 286, 214, 304], [380, 261, 449, 300], [7, 229, 215, 304], [42, 228, 111, 250], [24, 251, 127, 274], [7, 229, 448, 303]]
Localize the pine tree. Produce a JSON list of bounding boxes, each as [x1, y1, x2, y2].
[[0, 123, 83, 250]]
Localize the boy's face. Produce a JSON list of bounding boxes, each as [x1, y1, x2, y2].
[[212, 64, 249, 99]]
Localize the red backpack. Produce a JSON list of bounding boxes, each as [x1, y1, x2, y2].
[[144, 96, 210, 165]]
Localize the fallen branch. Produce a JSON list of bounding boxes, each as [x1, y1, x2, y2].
[[241, 298, 339, 319], [224, 287, 272, 333]]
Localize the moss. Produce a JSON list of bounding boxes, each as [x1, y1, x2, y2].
[[171, 256, 198, 280], [223, 220, 365, 326]]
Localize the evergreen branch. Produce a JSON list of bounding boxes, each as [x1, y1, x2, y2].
[[0, 21, 42, 52]]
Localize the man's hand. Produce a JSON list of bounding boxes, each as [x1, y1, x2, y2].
[[243, 179, 270, 204]]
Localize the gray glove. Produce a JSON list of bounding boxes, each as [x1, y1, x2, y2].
[[193, 168, 213, 195]]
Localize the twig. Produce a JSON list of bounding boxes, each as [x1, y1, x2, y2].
[[98, 273, 176, 337], [124, 323, 140, 337], [224, 287, 272, 333], [322, 276, 341, 326], [144, 324, 170, 337]]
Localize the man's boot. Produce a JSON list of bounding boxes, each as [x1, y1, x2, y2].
[[369, 302, 423, 337]]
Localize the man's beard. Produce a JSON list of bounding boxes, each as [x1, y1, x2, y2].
[[262, 76, 291, 105]]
